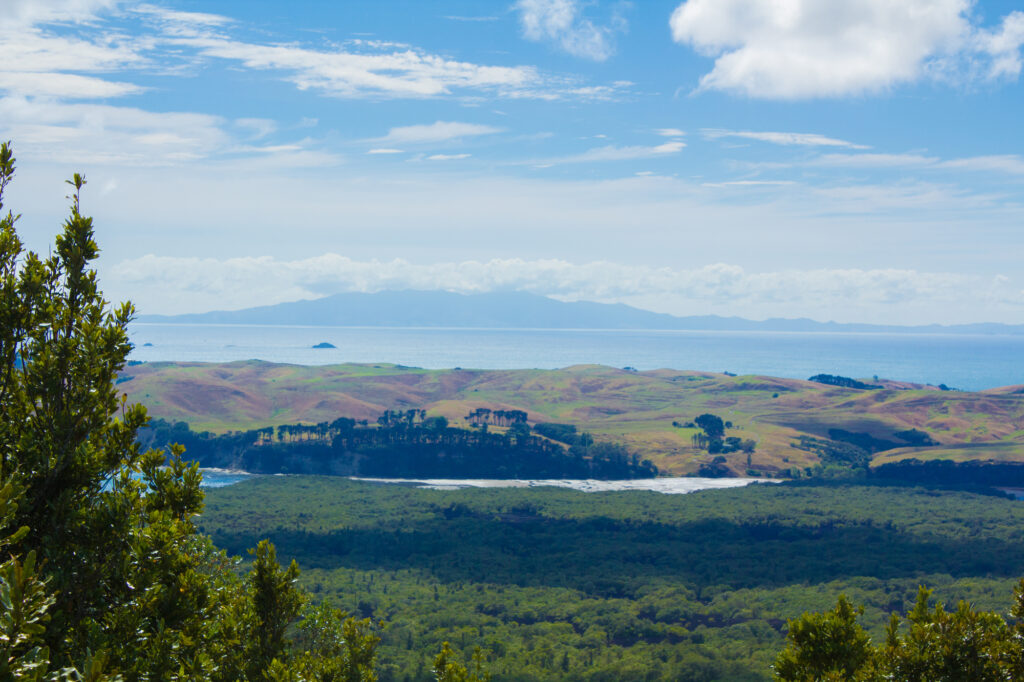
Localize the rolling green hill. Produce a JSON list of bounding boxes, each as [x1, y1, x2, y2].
[[120, 361, 1024, 476]]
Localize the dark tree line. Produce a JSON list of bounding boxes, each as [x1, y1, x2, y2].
[[464, 408, 528, 427], [139, 414, 659, 480]]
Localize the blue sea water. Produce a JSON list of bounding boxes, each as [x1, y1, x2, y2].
[[128, 324, 1024, 392]]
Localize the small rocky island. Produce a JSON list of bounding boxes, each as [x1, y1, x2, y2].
[[312, 342, 337, 349]]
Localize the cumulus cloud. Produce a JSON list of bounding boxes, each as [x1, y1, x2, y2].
[[377, 121, 504, 144], [110, 254, 1024, 320], [976, 11, 1024, 79], [703, 129, 868, 149], [515, 0, 623, 61], [670, 0, 1024, 98]]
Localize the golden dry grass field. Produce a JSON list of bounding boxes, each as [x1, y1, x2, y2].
[[120, 361, 1024, 475]]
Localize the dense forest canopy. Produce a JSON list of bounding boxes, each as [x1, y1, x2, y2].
[[201, 476, 1024, 681]]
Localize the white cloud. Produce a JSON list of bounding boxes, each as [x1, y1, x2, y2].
[[111, 253, 1024, 322], [0, 0, 117, 26], [670, 0, 1024, 98], [377, 121, 504, 144], [0, 21, 147, 100], [176, 35, 542, 99], [0, 97, 229, 165], [367, 148, 404, 155], [427, 153, 471, 161], [703, 129, 868, 149], [655, 128, 686, 137], [133, 4, 233, 28], [563, 82, 632, 100], [703, 180, 796, 187], [939, 154, 1024, 175], [534, 141, 686, 165], [0, 97, 336, 168], [445, 16, 500, 23], [812, 153, 939, 168], [976, 11, 1024, 79], [0, 72, 143, 99], [235, 118, 276, 138], [813, 152, 1024, 175], [515, 0, 621, 61]]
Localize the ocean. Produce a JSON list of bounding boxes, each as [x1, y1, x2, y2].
[[128, 323, 1024, 392]]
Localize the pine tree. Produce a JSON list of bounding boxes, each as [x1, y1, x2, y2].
[[0, 142, 378, 680]]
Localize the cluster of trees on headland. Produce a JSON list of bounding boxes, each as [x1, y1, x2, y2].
[[139, 411, 658, 479], [809, 373, 884, 390]]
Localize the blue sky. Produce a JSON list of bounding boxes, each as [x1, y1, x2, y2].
[[1, 0, 1023, 324]]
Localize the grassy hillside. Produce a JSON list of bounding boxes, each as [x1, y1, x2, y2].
[[120, 361, 1024, 475]]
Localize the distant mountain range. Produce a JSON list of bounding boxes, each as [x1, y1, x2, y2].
[[136, 290, 1024, 335]]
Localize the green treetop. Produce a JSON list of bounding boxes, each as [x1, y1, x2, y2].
[[0, 141, 379, 680]]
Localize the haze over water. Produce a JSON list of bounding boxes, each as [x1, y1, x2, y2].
[[129, 324, 1024, 392]]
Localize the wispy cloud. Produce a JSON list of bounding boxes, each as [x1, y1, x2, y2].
[[444, 15, 499, 23], [515, 0, 624, 61], [427, 153, 471, 161], [0, 0, 117, 26], [655, 128, 685, 137], [939, 155, 1024, 175], [532, 141, 686, 165], [702, 180, 796, 187], [172, 34, 542, 99], [133, 4, 233, 31], [812, 153, 939, 168], [704, 129, 869, 149], [0, 18, 148, 100], [0, 72, 143, 99], [0, 97, 338, 168], [367, 148, 404, 155], [0, 97, 228, 165], [813, 152, 1024, 175], [377, 121, 504, 144]]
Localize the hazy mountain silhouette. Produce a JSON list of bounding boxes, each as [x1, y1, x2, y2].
[[136, 290, 1024, 334]]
